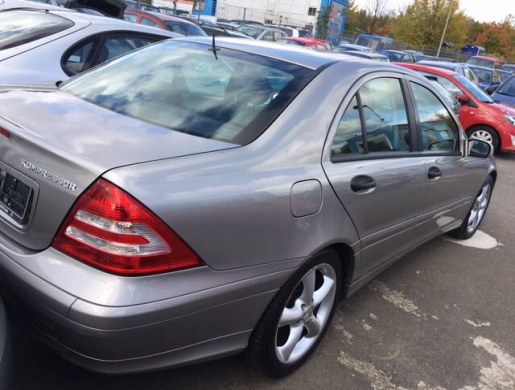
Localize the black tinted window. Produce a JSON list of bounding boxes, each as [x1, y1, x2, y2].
[[0, 11, 74, 50]]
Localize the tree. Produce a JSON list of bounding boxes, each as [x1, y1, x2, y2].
[[364, 0, 391, 34], [317, 4, 333, 40], [391, 0, 468, 53], [475, 16, 515, 61]]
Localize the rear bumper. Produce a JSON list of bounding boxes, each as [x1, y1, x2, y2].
[[0, 244, 300, 373]]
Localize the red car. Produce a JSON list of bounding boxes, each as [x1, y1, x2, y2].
[[398, 63, 515, 153], [466, 55, 504, 69], [277, 37, 330, 51], [124, 10, 207, 36]]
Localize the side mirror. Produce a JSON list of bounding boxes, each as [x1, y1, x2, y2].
[[468, 139, 493, 158], [457, 94, 469, 104]]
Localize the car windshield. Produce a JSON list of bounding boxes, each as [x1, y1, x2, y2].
[[495, 77, 515, 97], [469, 67, 494, 83], [164, 21, 206, 36], [236, 25, 264, 39], [61, 41, 316, 145], [454, 74, 494, 103], [0, 11, 74, 50]]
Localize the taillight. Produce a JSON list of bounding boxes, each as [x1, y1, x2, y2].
[[53, 179, 203, 276]]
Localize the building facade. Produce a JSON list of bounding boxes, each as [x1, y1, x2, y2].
[[151, 0, 349, 43]]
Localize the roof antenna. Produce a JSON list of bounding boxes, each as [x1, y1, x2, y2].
[[209, 34, 220, 60]]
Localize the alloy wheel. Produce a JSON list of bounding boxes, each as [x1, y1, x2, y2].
[[274, 263, 337, 364]]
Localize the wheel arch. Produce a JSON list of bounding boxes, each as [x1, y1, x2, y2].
[[319, 243, 355, 298], [466, 124, 502, 150]]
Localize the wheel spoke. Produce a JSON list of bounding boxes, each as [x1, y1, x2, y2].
[[313, 275, 336, 306], [276, 324, 304, 363], [299, 269, 316, 305], [279, 306, 303, 327], [304, 316, 321, 337]]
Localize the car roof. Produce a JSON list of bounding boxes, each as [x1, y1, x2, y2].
[[281, 37, 322, 44], [396, 63, 458, 77], [182, 36, 402, 71], [417, 61, 459, 69], [125, 9, 197, 24], [470, 55, 503, 62], [339, 43, 370, 50]]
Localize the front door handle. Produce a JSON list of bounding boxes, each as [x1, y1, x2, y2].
[[350, 175, 376, 192], [428, 166, 442, 179]]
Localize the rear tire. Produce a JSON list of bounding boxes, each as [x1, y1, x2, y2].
[[450, 176, 493, 239], [466, 126, 500, 153], [246, 249, 342, 377]]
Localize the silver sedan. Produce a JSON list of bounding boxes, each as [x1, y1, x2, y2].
[[0, 38, 495, 378], [0, 6, 181, 85]]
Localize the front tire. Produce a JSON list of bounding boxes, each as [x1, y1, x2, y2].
[[466, 126, 500, 152], [246, 249, 342, 377], [450, 176, 493, 239]]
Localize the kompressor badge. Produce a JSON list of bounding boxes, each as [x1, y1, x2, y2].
[[21, 159, 77, 191]]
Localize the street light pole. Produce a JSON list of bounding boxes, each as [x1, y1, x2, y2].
[[436, 0, 453, 58]]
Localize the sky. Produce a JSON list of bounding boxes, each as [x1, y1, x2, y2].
[[353, 0, 515, 23]]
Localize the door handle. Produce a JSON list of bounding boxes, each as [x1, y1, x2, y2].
[[428, 166, 442, 179], [350, 175, 376, 192]]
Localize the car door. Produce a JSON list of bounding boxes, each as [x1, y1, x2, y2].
[[405, 78, 486, 241], [323, 74, 427, 279]]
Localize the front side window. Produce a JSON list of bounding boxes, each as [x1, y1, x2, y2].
[[62, 41, 315, 145], [411, 82, 459, 153], [0, 11, 74, 50], [331, 78, 410, 157]]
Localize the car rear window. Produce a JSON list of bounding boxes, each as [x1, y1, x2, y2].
[[62, 40, 316, 145], [0, 11, 74, 50]]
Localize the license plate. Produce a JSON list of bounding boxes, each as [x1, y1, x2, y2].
[[0, 173, 33, 226]]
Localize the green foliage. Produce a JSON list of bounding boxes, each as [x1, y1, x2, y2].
[[341, 0, 515, 60], [317, 4, 333, 40]]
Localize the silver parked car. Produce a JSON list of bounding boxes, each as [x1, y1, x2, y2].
[[0, 38, 495, 378], [0, 7, 181, 85], [236, 24, 287, 41]]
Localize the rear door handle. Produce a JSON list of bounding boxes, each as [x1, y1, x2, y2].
[[350, 175, 376, 192], [428, 166, 442, 179]]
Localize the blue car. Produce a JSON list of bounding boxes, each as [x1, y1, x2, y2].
[[467, 65, 511, 94], [491, 74, 515, 108]]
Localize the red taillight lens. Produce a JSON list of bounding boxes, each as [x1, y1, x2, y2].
[[53, 179, 203, 276]]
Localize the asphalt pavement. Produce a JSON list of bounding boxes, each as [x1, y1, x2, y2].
[[11, 153, 515, 390]]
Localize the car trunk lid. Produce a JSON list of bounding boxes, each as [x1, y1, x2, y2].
[[0, 87, 237, 250]]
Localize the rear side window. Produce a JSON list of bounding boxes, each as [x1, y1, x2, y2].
[[0, 11, 74, 50], [62, 41, 315, 145], [331, 78, 410, 156]]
